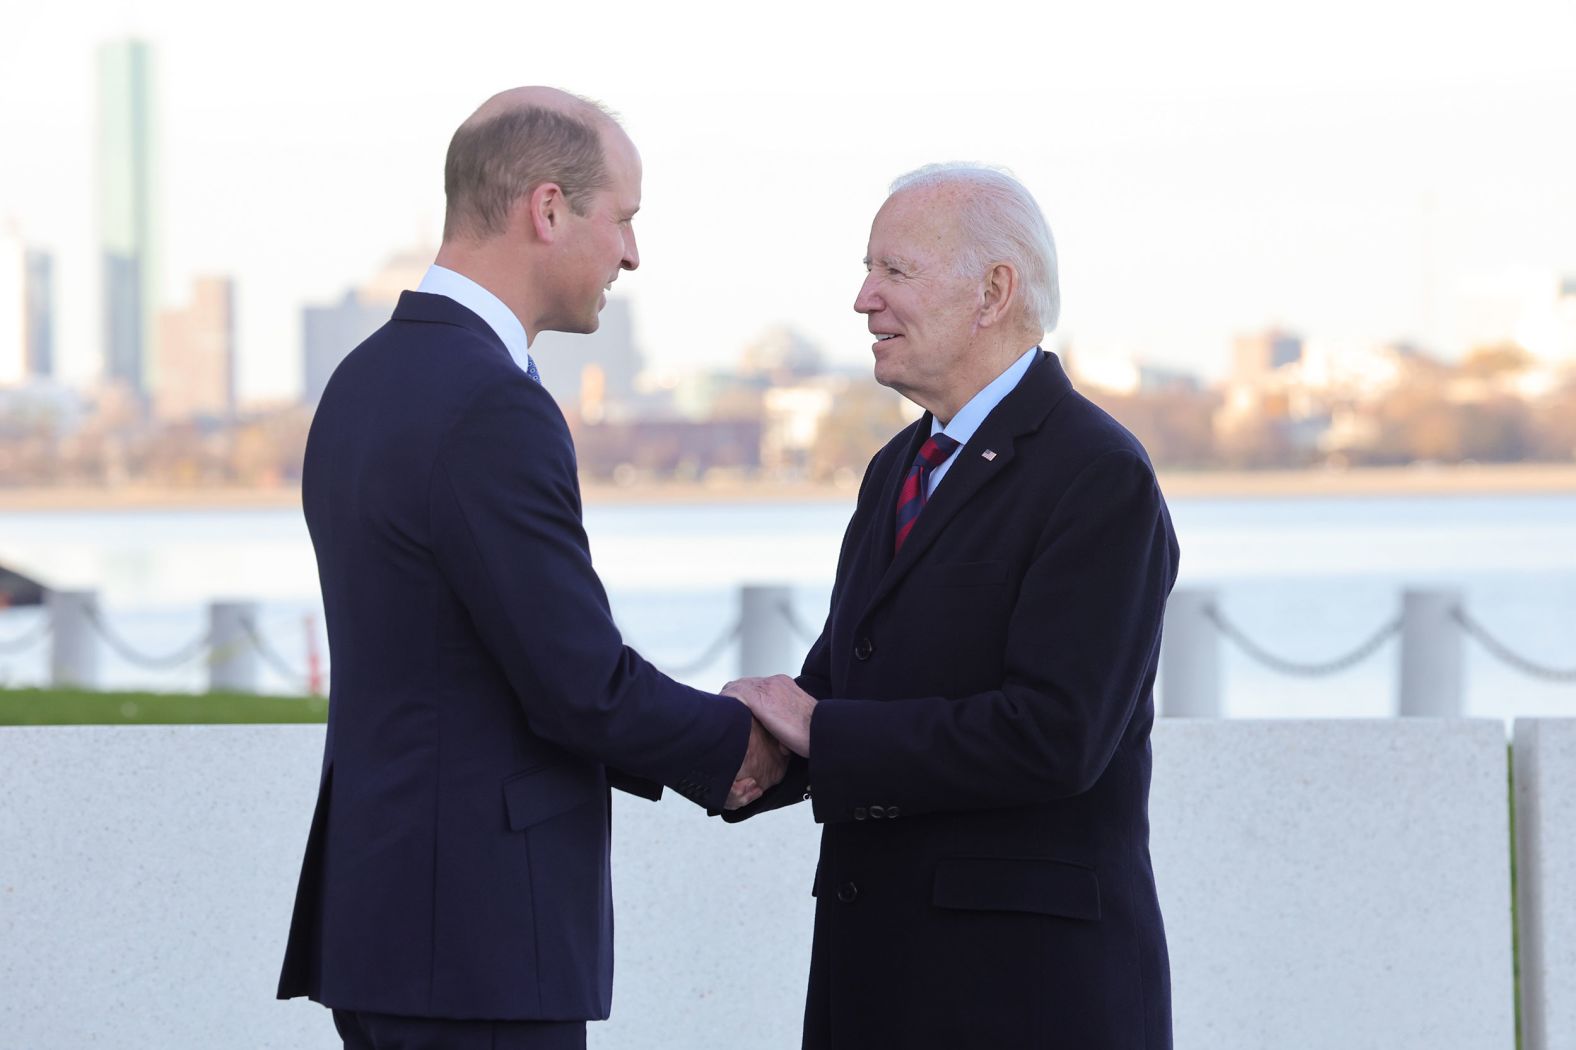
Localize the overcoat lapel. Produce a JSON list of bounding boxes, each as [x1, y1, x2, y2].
[[860, 351, 1075, 620]]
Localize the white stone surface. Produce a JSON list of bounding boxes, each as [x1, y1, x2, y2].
[[0, 724, 817, 1050], [1514, 718, 1576, 1050], [594, 792, 817, 1050], [1, 721, 1531, 1050], [1151, 718, 1517, 1050], [0, 725, 334, 1049]]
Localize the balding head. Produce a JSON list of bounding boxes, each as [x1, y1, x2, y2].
[[442, 87, 622, 244], [888, 163, 1060, 333]]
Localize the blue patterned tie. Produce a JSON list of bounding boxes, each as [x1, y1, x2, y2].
[[894, 433, 960, 553], [525, 356, 541, 384]]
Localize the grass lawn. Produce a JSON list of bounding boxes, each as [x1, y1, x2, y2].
[[0, 687, 326, 725]]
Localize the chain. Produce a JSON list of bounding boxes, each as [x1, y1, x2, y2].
[[84, 607, 213, 670], [0, 613, 51, 654], [239, 615, 316, 693], [1204, 604, 1402, 677], [1452, 607, 1576, 683], [777, 601, 823, 647], [655, 619, 743, 676]]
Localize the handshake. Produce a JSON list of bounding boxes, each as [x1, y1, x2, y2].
[[720, 674, 817, 811]]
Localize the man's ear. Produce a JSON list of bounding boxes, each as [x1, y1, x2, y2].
[[521, 182, 567, 244], [978, 262, 1018, 328]]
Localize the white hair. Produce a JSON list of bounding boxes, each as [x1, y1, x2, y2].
[[888, 163, 1060, 332]]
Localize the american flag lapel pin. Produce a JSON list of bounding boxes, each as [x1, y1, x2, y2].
[[981, 449, 997, 461]]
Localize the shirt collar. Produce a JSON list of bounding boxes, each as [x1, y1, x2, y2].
[[931, 346, 1040, 445], [416, 265, 535, 378]]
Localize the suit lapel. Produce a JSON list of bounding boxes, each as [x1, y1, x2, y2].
[[859, 351, 1074, 618]]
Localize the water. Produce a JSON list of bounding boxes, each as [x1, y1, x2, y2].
[[1, 493, 1573, 719]]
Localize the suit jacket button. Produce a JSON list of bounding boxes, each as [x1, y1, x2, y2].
[[853, 806, 868, 821], [853, 637, 874, 661], [869, 805, 886, 819], [886, 805, 900, 819], [836, 882, 859, 904]]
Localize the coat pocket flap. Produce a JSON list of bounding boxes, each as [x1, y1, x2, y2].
[[932, 856, 1101, 921], [502, 760, 603, 830]]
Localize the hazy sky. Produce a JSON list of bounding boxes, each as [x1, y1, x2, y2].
[[3, 0, 1575, 401]]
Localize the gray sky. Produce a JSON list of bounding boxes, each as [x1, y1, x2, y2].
[[3, 0, 1575, 401]]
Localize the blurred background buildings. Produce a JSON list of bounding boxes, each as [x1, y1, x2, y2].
[[3, 36, 1575, 492]]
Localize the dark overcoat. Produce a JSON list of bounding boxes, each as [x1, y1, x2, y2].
[[736, 350, 1179, 1049]]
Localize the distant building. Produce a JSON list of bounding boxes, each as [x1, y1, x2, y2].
[[0, 231, 55, 386], [154, 276, 235, 421], [97, 38, 161, 399], [739, 324, 824, 380], [300, 247, 428, 405], [24, 247, 52, 379], [1517, 275, 1576, 365], [762, 382, 837, 473], [529, 298, 643, 419], [301, 291, 390, 405], [1071, 351, 1202, 396], [1232, 328, 1302, 386]]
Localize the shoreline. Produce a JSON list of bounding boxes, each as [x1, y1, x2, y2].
[[2, 463, 1575, 512]]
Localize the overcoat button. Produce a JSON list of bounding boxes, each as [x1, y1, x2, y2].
[[853, 807, 868, 821], [836, 882, 859, 903], [869, 805, 886, 819], [853, 638, 874, 661]]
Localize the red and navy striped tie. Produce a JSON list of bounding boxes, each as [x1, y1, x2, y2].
[[894, 433, 960, 553]]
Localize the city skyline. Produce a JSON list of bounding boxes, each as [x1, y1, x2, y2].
[[2, 2, 1575, 404], [94, 38, 158, 399]]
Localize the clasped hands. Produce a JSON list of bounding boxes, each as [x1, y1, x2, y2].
[[721, 674, 816, 810]]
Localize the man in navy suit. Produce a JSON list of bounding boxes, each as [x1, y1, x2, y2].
[[726, 166, 1180, 1048], [277, 87, 785, 1050]]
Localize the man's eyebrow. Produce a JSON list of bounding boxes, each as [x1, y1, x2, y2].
[[866, 254, 914, 271]]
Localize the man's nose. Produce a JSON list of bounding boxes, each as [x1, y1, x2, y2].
[[853, 276, 879, 314], [622, 228, 639, 271]]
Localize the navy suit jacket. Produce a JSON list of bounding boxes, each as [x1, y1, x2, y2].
[[277, 291, 751, 1021], [733, 351, 1179, 1049]]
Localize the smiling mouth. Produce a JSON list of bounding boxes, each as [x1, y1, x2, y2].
[[874, 334, 900, 342]]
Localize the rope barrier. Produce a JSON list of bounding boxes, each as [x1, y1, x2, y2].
[[1204, 603, 1402, 677], [84, 607, 213, 670], [776, 601, 823, 647], [1452, 607, 1576, 683], [655, 619, 743, 676], [0, 614, 51, 655], [239, 615, 316, 694]]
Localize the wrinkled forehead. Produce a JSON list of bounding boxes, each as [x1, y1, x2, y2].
[[869, 186, 968, 261]]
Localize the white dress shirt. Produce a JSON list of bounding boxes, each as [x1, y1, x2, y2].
[[926, 346, 1040, 496], [416, 265, 539, 382]]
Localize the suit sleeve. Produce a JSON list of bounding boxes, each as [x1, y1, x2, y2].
[[721, 446, 887, 823], [428, 378, 751, 811], [806, 449, 1177, 823]]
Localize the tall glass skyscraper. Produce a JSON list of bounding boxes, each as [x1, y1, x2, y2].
[[97, 38, 159, 399]]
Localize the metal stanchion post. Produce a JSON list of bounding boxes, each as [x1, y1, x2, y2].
[[738, 584, 797, 679], [47, 589, 99, 689], [1398, 588, 1464, 717], [1160, 587, 1221, 718], [209, 601, 260, 694]]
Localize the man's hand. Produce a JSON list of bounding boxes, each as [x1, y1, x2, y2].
[[722, 675, 816, 758], [725, 717, 788, 810]]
